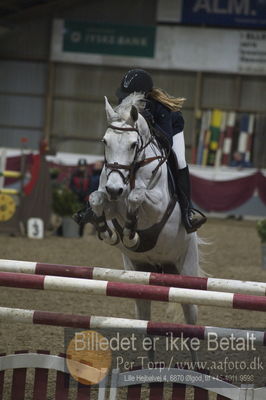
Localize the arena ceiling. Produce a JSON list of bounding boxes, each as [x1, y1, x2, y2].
[[0, 0, 85, 33]]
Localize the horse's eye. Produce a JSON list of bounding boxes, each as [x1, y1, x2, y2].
[[101, 139, 107, 145], [130, 142, 137, 150]]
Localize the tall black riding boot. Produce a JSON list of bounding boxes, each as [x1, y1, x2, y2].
[[176, 166, 207, 233]]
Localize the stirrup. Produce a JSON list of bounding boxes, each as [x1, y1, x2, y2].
[[72, 205, 95, 226], [184, 208, 207, 234]]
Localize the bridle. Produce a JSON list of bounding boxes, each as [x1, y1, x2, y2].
[[104, 124, 167, 190]]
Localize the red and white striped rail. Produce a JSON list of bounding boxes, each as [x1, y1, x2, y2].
[[0, 259, 265, 296], [0, 271, 266, 312], [0, 306, 265, 346]]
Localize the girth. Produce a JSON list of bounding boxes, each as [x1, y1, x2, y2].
[[112, 194, 178, 253]]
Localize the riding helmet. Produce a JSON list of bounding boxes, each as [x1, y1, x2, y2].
[[116, 69, 153, 101]]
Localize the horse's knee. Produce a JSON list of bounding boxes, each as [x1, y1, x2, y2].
[[128, 188, 146, 213], [90, 191, 107, 215]]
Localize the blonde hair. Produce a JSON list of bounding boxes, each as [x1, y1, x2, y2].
[[148, 88, 185, 111]]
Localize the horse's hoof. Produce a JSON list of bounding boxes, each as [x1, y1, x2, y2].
[[123, 232, 140, 249], [101, 230, 119, 246]]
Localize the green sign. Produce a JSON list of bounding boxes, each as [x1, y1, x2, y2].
[[63, 21, 156, 58]]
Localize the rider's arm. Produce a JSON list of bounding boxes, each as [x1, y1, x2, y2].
[[153, 103, 173, 143], [145, 100, 173, 145], [172, 111, 184, 136]]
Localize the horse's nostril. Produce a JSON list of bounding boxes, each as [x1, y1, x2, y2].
[[106, 186, 123, 198]]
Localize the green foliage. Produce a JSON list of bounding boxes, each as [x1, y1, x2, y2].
[[256, 219, 266, 243], [49, 167, 60, 180], [52, 186, 81, 217]]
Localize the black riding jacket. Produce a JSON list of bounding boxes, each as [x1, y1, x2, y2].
[[145, 97, 184, 146]]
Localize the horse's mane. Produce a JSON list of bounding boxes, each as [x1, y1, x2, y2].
[[114, 93, 146, 121]]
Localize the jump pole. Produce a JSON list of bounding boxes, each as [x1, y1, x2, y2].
[[0, 259, 265, 296], [0, 306, 265, 345], [0, 149, 6, 190], [0, 188, 19, 195], [0, 171, 22, 179], [0, 271, 266, 312]]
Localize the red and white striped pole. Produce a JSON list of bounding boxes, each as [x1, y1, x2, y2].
[[0, 271, 266, 312], [0, 306, 265, 346], [0, 259, 265, 296]]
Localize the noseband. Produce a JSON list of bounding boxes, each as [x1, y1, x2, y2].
[[104, 124, 166, 190]]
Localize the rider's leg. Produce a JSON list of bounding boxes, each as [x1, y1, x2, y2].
[[172, 132, 206, 233], [172, 131, 187, 169]]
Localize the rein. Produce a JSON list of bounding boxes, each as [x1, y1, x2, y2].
[[105, 124, 167, 190]]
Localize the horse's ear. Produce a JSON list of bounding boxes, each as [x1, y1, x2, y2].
[[104, 96, 117, 122], [130, 105, 138, 123]]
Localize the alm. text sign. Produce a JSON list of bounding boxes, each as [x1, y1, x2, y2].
[[182, 0, 266, 28]]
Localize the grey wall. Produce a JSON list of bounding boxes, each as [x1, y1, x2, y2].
[[50, 64, 196, 157], [57, 0, 157, 24], [0, 0, 265, 166], [0, 60, 47, 149], [0, 0, 157, 152]]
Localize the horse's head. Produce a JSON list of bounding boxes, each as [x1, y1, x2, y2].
[[103, 94, 150, 201]]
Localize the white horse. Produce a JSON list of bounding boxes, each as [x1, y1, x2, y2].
[[90, 93, 201, 357]]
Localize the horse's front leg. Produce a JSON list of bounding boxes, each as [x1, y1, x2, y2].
[[122, 188, 146, 248], [181, 303, 199, 364], [90, 190, 119, 245], [122, 187, 163, 248]]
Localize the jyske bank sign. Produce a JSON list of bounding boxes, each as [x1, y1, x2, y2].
[[63, 21, 156, 58]]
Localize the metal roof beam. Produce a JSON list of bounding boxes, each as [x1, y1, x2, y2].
[[0, 0, 86, 23]]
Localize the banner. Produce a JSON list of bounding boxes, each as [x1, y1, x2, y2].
[[63, 21, 156, 58], [239, 31, 266, 73], [182, 0, 266, 28], [51, 21, 266, 74]]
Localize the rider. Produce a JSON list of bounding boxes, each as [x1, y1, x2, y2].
[[116, 68, 206, 233], [74, 69, 206, 233]]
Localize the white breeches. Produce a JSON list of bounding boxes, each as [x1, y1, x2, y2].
[[172, 131, 187, 170]]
